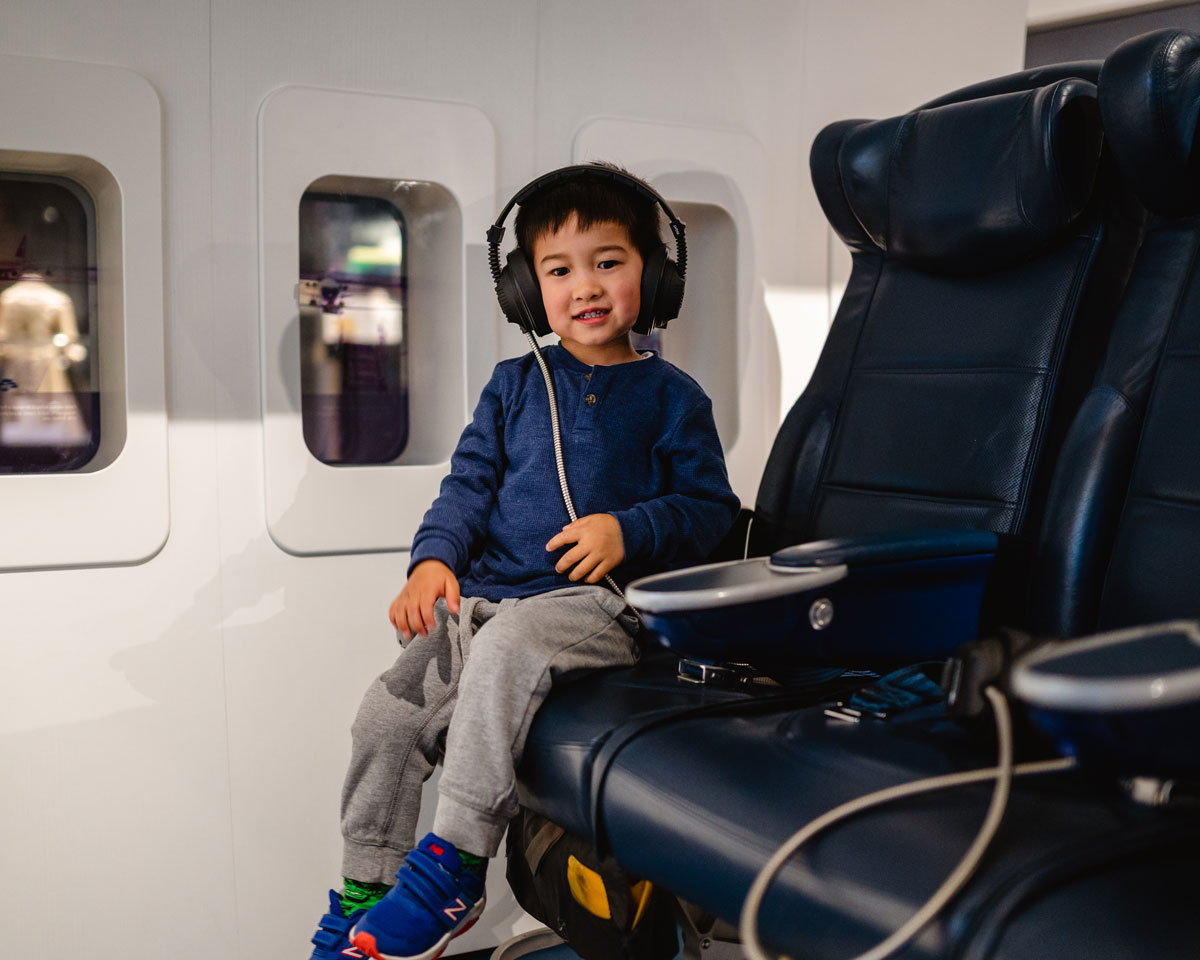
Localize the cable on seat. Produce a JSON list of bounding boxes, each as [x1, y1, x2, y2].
[[739, 687, 1076, 960]]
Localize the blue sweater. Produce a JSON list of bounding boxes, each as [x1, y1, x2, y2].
[[409, 344, 740, 600]]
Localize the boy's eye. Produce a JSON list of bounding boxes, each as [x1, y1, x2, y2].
[[548, 266, 569, 277], [597, 259, 621, 270]]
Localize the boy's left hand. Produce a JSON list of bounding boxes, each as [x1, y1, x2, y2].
[[546, 513, 625, 583]]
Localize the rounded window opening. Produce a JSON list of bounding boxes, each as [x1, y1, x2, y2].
[[0, 173, 99, 473], [654, 199, 739, 448], [300, 185, 408, 466]]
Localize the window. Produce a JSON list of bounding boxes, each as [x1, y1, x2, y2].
[[259, 85, 486, 553], [299, 187, 407, 465], [658, 199, 739, 448], [0, 173, 99, 473]]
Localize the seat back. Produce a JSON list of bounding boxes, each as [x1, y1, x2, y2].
[[1035, 29, 1200, 636], [751, 73, 1143, 614]]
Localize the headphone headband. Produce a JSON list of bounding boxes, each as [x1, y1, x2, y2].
[[487, 165, 687, 277], [488, 164, 686, 247]]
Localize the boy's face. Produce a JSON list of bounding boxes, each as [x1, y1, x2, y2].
[[531, 215, 643, 365]]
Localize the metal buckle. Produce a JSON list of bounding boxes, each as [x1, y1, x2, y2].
[[677, 658, 757, 686]]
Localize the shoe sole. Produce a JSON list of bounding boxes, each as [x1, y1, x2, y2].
[[350, 897, 485, 960]]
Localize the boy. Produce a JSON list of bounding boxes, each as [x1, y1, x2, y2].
[[309, 164, 739, 960]]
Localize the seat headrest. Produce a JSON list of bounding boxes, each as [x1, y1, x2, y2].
[[811, 79, 1102, 273], [919, 60, 1101, 110], [1099, 29, 1200, 217]]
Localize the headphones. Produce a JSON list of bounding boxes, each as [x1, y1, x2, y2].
[[486, 165, 688, 337]]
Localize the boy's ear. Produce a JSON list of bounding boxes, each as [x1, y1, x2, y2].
[[496, 248, 551, 336]]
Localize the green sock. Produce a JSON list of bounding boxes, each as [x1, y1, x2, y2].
[[458, 851, 487, 876], [341, 878, 392, 916]]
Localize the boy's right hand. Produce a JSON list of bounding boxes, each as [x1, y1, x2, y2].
[[389, 559, 461, 641]]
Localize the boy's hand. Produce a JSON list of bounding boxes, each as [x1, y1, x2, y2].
[[390, 559, 461, 641], [546, 513, 625, 583]]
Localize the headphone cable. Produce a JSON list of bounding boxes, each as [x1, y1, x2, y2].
[[738, 687, 1075, 960], [525, 330, 638, 616]]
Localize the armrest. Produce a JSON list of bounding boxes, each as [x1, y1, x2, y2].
[[628, 529, 1002, 676], [1008, 620, 1200, 778], [770, 529, 1000, 568]]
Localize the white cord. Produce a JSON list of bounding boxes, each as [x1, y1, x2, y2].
[[525, 331, 636, 612], [739, 687, 1076, 960]]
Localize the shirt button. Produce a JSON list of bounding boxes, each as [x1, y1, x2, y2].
[[585, 393, 597, 405]]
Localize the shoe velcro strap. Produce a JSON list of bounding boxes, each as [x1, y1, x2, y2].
[[400, 853, 462, 923], [406, 849, 460, 893], [313, 927, 346, 948], [320, 910, 354, 933]]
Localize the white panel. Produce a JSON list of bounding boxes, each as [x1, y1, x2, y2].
[[1027, 0, 1166, 27], [0, 55, 167, 569], [259, 87, 495, 554], [573, 119, 766, 505], [667, 199, 739, 446], [0, 8, 232, 960]]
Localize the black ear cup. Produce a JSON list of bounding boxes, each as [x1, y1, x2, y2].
[[635, 247, 667, 335], [496, 249, 550, 336], [656, 260, 686, 326], [635, 247, 686, 335]]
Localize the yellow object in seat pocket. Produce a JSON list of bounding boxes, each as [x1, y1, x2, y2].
[[629, 879, 653, 929], [566, 854, 612, 919]]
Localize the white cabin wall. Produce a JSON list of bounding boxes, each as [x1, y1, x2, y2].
[[0, 0, 236, 955], [0, 3, 1027, 959]]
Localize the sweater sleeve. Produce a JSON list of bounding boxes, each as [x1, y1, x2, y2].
[[610, 395, 741, 567], [408, 368, 506, 577]]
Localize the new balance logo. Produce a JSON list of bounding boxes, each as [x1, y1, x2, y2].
[[443, 897, 468, 922]]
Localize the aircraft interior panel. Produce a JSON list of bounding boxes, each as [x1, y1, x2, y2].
[[0, 54, 168, 570], [258, 86, 492, 555]]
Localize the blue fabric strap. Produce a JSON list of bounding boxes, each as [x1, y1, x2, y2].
[[398, 847, 460, 926]]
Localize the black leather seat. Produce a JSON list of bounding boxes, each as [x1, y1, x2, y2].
[[751, 67, 1134, 558], [517, 63, 1143, 847], [595, 29, 1200, 960]]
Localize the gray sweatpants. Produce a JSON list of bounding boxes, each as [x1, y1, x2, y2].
[[340, 584, 640, 882]]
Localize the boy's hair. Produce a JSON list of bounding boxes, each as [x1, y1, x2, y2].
[[515, 162, 666, 264]]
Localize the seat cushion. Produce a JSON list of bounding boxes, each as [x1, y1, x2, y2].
[[597, 702, 1200, 959], [516, 649, 845, 842]]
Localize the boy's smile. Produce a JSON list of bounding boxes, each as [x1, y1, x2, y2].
[[532, 215, 644, 365]]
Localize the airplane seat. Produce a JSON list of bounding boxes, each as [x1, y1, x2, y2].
[[1062, 27, 1200, 634], [591, 28, 1200, 960], [515, 65, 1144, 850], [629, 69, 1150, 682], [752, 73, 1125, 558], [1030, 29, 1200, 641]]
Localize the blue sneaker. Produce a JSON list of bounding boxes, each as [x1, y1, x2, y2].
[[309, 890, 369, 959], [351, 834, 486, 960]]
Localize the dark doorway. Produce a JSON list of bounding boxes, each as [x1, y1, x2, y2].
[[1027, 2, 1200, 66]]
